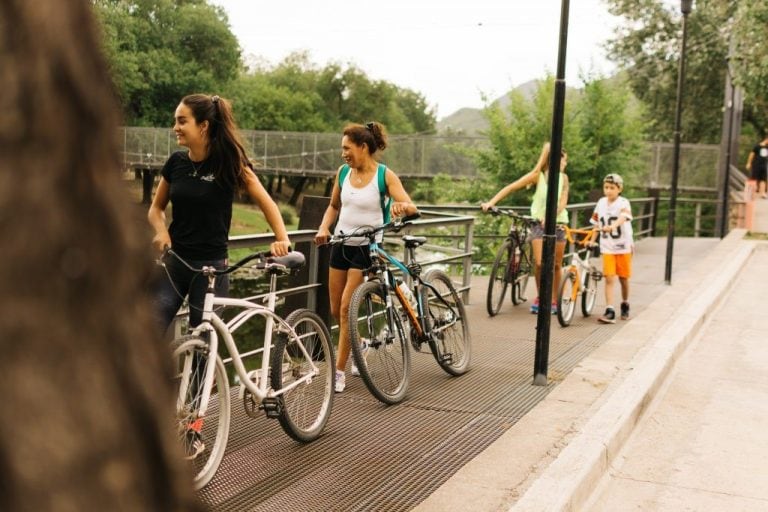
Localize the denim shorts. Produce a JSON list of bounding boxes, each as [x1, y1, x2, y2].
[[529, 222, 566, 242]]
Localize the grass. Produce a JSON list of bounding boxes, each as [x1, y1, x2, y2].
[[745, 231, 768, 240]]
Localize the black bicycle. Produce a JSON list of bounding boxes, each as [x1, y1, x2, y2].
[[485, 207, 538, 316], [329, 214, 471, 404]]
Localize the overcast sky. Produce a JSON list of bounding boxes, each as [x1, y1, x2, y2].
[[211, 0, 621, 120]]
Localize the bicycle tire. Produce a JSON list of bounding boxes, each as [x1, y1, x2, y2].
[[172, 335, 231, 490], [348, 281, 411, 405], [581, 271, 599, 317], [557, 269, 578, 327], [270, 309, 335, 442], [511, 239, 533, 305], [421, 269, 471, 376], [486, 239, 511, 316]]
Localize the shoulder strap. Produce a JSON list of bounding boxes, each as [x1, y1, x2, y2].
[[338, 164, 350, 189], [377, 164, 392, 223]]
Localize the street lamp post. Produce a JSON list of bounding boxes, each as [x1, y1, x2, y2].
[[664, 0, 693, 284], [533, 0, 570, 386]]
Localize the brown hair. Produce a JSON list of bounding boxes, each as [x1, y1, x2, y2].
[[343, 121, 388, 154], [0, 1, 199, 510], [181, 93, 250, 189]]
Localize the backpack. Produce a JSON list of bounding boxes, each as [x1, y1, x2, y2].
[[338, 163, 392, 223]]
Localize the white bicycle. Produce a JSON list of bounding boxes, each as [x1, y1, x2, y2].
[[162, 249, 335, 489]]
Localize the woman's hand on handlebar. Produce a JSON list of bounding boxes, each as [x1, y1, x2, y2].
[[314, 226, 331, 246], [152, 232, 171, 254], [481, 202, 494, 212], [270, 240, 291, 257]]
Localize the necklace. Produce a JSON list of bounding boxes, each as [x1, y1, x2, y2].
[[190, 157, 206, 177]]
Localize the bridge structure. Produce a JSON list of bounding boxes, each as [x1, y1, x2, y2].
[[188, 195, 768, 510]]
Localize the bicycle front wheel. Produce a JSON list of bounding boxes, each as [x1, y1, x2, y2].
[[349, 281, 411, 405], [172, 335, 231, 490], [270, 309, 335, 442], [581, 271, 599, 317], [557, 269, 578, 327], [422, 269, 471, 376], [512, 239, 533, 305], [487, 240, 511, 316]]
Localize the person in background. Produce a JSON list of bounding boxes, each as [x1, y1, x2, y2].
[[590, 173, 634, 324], [746, 133, 768, 199], [314, 122, 418, 393], [482, 142, 570, 314], [148, 94, 291, 331], [0, 0, 200, 509]]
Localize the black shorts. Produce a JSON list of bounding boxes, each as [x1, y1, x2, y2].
[[751, 165, 767, 182], [330, 244, 372, 271]]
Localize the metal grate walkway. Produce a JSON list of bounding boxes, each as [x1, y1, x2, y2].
[[197, 237, 718, 511]]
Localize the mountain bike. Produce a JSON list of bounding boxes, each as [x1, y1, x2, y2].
[[556, 226, 603, 327], [161, 249, 334, 489], [329, 214, 471, 405], [485, 206, 538, 316]]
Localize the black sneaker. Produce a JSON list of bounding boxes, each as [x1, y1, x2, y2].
[[183, 429, 205, 460], [598, 307, 616, 324], [620, 302, 630, 320]]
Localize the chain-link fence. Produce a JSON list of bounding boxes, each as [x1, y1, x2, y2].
[[120, 127, 720, 187], [640, 142, 721, 190], [119, 127, 488, 177]]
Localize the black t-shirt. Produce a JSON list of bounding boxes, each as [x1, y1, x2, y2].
[[751, 143, 768, 174], [162, 151, 234, 260]]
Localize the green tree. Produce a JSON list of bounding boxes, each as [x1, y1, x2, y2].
[[472, 74, 645, 205], [731, 0, 768, 135], [604, 0, 768, 142], [93, 0, 240, 126]]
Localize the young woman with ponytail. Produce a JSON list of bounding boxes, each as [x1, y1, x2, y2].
[[148, 94, 291, 330]]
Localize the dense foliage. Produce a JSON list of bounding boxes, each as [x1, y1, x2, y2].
[[92, 1, 436, 133], [605, 0, 768, 143], [467, 74, 646, 207]]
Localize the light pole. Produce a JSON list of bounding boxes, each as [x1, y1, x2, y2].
[[533, 0, 569, 386], [664, 0, 693, 284], [719, 41, 737, 239]]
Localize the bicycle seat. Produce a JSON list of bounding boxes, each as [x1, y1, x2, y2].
[[402, 235, 427, 248]]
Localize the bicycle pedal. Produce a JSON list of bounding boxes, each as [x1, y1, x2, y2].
[[592, 271, 604, 281], [260, 397, 283, 419]]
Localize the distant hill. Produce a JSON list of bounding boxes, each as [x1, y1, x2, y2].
[[436, 80, 541, 135], [435, 79, 587, 135]]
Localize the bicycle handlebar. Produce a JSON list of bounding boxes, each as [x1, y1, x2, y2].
[[327, 212, 421, 245], [485, 206, 539, 225], [161, 248, 304, 276]]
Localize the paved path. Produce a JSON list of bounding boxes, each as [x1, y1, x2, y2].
[[585, 243, 768, 510], [420, 230, 761, 512]]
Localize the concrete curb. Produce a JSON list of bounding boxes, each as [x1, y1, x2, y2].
[[510, 230, 755, 511]]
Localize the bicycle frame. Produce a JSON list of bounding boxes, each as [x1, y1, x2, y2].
[[562, 227, 599, 299], [184, 268, 320, 418], [364, 241, 427, 337]]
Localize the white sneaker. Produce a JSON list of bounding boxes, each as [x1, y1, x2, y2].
[[334, 370, 346, 393], [351, 363, 360, 377]]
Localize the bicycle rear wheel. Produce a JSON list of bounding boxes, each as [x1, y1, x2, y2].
[[172, 335, 231, 490], [421, 269, 471, 376], [487, 240, 511, 316], [270, 309, 335, 442], [511, 239, 533, 305], [349, 281, 411, 405], [557, 270, 578, 327], [581, 271, 599, 317]]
